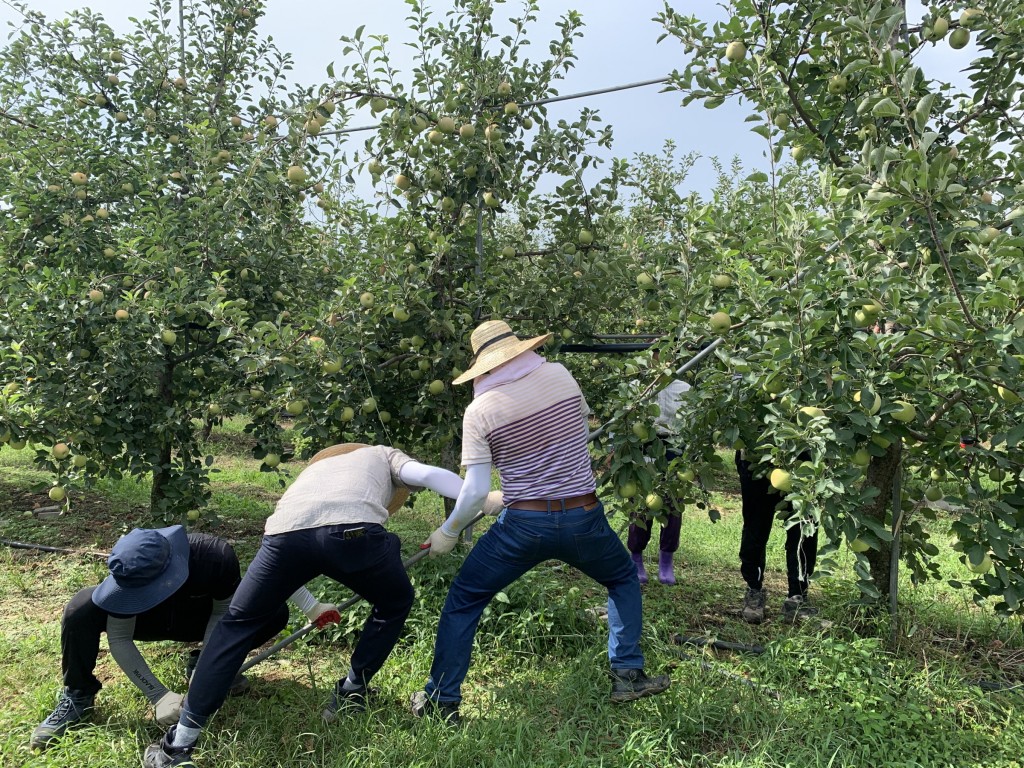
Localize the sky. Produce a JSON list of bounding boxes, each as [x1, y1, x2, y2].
[[1, 0, 973, 200]]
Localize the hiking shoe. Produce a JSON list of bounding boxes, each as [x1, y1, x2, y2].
[[31, 688, 94, 750], [609, 669, 671, 703], [781, 594, 819, 623], [323, 682, 378, 722], [741, 587, 767, 624], [410, 690, 461, 725], [142, 726, 197, 768]]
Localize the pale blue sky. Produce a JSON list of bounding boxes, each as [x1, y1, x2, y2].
[[3, 0, 971, 199]]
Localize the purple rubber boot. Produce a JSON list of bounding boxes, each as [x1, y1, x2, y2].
[[631, 552, 648, 584], [658, 551, 676, 585]]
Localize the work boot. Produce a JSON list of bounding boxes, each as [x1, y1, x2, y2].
[[410, 690, 461, 725], [323, 681, 377, 722], [741, 587, 766, 624], [609, 669, 671, 703], [658, 551, 676, 585], [630, 552, 648, 584], [781, 594, 819, 623], [143, 726, 197, 768], [31, 688, 94, 750]]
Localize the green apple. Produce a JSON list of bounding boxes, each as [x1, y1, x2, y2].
[[501, 246, 516, 259], [52, 442, 71, 460], [458, 123, 476, 139], [849, 537, 870, 553], [924, 485, 943, 502], [725, 40, 747, 62], [959, 8, 984, 28], [72, 454, 88, 468], [617, 481, 638, 498], [645, 493, 663, 511], [427, 130, 444, 145], [827, 75, 849, 95], [798, 406, 825, 422], [187, 509, 201, 522], [891, 401, 916, 422], [48, 486, 67, 502], [428, 379, 444, 395], [636, 272, 655, 289], [769, 469, 793, 492], [997, 386, 1021, 404], [361, 397, 377, 414], [949, 27, 970, 49], [286, 165, 306, 185], [679, 468, 696, 482], [851, 448, 871, 467], [484, 124, 501, 142], [285, 400, 305, 416], [160, 330, 177, 345], [379, 410, 391, 423], [392, 307, 410, 322], [436, 116, 457, 134], [322, 359, 341, 374], [709, 311, 732, 333], [928, 16, 950, 39], [791, 144, 809, 163], [88, 289, 104, 303], [263, 453, 281, 468], [359, 292, 375, 309], [968, 553, 992, 574], [70, 172, 88, 185], [855, 388, 881, 415], [340, 406, 355, 422], [631, 422, 650, 441], [578, 229, 594, 246], [9, 440, 26, 450], [483, 192, 500, 208], [712, 274, 733, 289]]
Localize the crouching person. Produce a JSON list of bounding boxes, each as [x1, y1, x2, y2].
[[143, 443, 476, 767], [32, 526, 331, 750]]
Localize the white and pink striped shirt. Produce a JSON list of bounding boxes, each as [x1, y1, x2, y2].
[[461, 362, 596, 505]]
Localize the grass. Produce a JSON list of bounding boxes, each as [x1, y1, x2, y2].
[[0, 431, 1022, 768]]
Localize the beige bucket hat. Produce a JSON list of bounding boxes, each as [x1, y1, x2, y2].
[[308, 443, 409, 514], [452, 320, 552, 386]]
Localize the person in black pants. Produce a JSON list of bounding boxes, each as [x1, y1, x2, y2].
[[735, 452, 819, 623], [30, 527, 331, 751]]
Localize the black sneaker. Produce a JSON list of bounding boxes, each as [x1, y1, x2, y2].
[[142, 726, 197, 768], [410, 690, 461, 725], [609, 669, 671, 703], [31, 688, 94, 750], [322, 682, 378, 722], [741, 587, 767, 624], [781, 594, 819, 623]]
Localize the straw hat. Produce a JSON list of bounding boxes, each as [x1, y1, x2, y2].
[[452, 320, 552, 385], [308, 443, 409, 514]]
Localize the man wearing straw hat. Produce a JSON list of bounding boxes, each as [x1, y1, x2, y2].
[[412, 319, 671, 724], [32, 526, 332, 751], [145, 443, 491, 767]]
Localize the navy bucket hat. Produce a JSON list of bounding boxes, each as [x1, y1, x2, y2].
[[91, 526, 189, 614]]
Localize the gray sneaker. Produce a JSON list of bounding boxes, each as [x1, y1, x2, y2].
[[31, 688, 94, 750], [142, 726, 197, 768], [410, 690, 461, 725], [609, 669, 671, 703], [781, 594, 819, 623], [741, 588, 767, 624]]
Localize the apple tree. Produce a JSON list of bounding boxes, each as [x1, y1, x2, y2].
[[0, 0, 344, 518], [646, 0, 1024, 613], [269, 0, 645, 475]]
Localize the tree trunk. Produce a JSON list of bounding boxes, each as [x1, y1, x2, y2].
[[861, 439, 903, 598], [150, 353, 176, 517]]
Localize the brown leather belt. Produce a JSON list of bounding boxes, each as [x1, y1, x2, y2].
[[508, 493, 599, 512]]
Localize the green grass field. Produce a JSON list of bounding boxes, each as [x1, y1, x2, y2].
[[0, 430, 1021, 768]]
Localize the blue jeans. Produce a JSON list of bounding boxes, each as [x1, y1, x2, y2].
[[425, 501, 644, 704], [180, 523, 414, 728]]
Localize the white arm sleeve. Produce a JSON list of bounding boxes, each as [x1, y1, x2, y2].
[[288, 587, 319, 615], [440, 462, 491, 537], [399, 460, 465, 500], [106, 615, 170, 704]]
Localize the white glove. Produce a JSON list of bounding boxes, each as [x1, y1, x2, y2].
[[482, 491, 505, 516], [154, 691, 184, 726], [423, 526, 459, 557], [304, 601, 341, 629]]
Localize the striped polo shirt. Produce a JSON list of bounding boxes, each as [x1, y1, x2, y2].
[[461, 361, 596, 505]]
